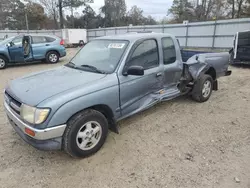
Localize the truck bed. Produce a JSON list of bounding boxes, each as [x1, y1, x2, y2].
[[181, 49, 211, 62]]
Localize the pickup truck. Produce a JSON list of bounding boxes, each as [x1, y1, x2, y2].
[[4, 33, 231, 158]]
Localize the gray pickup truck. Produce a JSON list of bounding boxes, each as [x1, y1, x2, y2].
[[4, 33, 231, 158]]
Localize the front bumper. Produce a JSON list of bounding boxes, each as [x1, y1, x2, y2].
[[4, 101, 66, 150]]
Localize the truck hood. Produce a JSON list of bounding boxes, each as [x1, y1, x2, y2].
[[6, 66, 107, 106]]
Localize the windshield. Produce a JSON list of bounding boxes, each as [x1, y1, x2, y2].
[[0, 36, 15, 45], [68, 40, 129, 73]]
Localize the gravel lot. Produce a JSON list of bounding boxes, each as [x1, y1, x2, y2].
[[0, 48, 250, 188]]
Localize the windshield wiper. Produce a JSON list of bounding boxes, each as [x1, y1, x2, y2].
[[79, 64, 107, 74]]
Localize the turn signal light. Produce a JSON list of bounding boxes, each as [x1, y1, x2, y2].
[[25, 128, 35, 137]]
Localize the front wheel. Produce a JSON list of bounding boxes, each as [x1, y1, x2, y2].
[[45, 51, 59, 63], [63, 109, 109, 158], [192, 74, 213, 102], [0, 55, 8, 69]]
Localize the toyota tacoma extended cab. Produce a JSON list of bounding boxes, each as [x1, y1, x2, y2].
[[4, 33, 231, 158]]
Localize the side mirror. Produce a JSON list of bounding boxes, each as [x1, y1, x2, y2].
[[125, 66, 144, 76], [6, 42, 11, 47]]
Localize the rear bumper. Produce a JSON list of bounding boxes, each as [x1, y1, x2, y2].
[[60, 50, 67, 57], [4, 101, 66, 150]]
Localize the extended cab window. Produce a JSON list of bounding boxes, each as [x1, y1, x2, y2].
[[162, 37, 176, 65], [127, 39, 159, 70]]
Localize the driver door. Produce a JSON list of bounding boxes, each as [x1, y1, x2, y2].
[[8, 36, 24, 63], [118, 39, 164, 118]]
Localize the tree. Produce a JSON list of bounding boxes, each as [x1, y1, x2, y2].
[[65, 5, 104, 29], [26, 2, 47, 29], [144, 15, 157, 25], [0, 0, 26, 29], [57, 0, 91, 28], [81, 5, 99, 28], [227, 0, 246, 18], [168, 0, 195, 22], [101, 0, 127, 27], [126, 5, 145, 25], [39, 0, 58, 29]]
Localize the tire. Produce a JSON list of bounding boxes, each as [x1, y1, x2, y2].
[[45, 51, 59, 64], [192, 74, 213, 103], [0, 55, 8, 69], [63, 109, 109, 158]]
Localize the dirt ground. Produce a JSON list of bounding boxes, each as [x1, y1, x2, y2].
[[0, 48, 250, 188]]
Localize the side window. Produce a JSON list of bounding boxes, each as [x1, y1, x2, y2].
[[32, 36, 47, 44], [162, 37, 176, 65], [11, 37, 22, 46], [127, 39, 159, 70], [45, 36, 56, 42]]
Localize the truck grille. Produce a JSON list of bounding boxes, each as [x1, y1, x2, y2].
[[4, 91, 22, 115]]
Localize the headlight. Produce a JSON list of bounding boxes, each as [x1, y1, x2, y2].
[[20, 104, 50, 124]]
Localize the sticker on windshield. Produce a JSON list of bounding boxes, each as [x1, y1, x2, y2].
[[108, 43, 125, 49]]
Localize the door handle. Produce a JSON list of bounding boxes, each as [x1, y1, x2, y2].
[[45, 44, 50, 46], [156, 72, 162, 77]]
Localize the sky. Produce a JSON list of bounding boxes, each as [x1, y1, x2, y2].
[[88, 0, 173, 20]]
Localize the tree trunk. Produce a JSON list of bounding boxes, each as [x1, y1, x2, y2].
[[205, 0, 212, 20], [71, 7, 74, 28], [232, 0, 235, 18], [53, 9, 58, 29], [237, 0, 244, 18]]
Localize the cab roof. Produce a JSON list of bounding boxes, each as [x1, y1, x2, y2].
[[96, 33, 175, 42]]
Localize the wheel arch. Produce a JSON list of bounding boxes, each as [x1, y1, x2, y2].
[[205, 67, 216, 80], [66, 104, 118, 134], [45, 49, 60, 57], [0, 53, 10, 62]]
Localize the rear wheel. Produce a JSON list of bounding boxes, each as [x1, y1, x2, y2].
[[0, 55, 7, 69], [192, 74, 213, 102], [63, 109, 109, 158], [45, 51, 59, 63]]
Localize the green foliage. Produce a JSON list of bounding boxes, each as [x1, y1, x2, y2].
[[101, 0, 127, 27], [0, 0, 26, 29], [168, 0, 250, 23], [62, 0, 86, 8], [26, 2, 47, 29], [168, 0, 196, 22]]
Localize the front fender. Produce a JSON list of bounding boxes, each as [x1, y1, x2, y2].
[[47, 85, 120, 128], [0, 50, 11, 62]]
